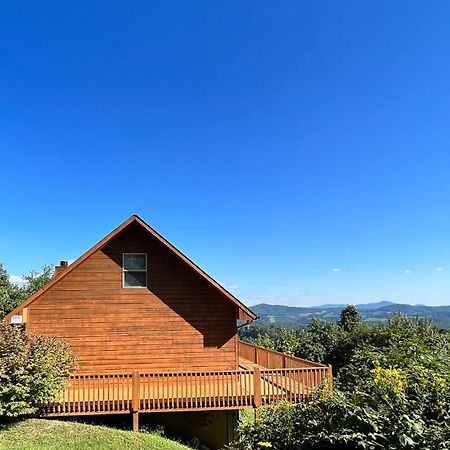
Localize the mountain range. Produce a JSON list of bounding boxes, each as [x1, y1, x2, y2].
[[251, 301, 450, 328]]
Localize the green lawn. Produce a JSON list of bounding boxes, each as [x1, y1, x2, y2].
[[0, 419, 190, 450]]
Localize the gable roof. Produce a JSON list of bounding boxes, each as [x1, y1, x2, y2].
[[4, 215, 258, 323]]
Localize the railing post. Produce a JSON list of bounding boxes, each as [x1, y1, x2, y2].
[[132, 371, 140, 432], [253, 367, 261, 408], [327, 365, 333, 391]]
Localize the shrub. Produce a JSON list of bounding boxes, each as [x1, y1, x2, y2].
[[232, 313, 450, 450], [0, 323, 76, 416]]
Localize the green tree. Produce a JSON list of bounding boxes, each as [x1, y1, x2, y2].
[[338, 304, 362, 332], [21, 264, 54, 297], [0, 263, 25, 319], [0, 263, 54, 319]]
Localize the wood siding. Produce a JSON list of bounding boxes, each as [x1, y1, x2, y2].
[[26, 222, 238, 372]]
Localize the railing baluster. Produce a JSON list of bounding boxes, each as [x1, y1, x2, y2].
[[207, 372, 211, 408], [231, 371, 235, 406], [206, 372, 210, 408], [117, 375, 120, 411], [172, 373, 175, 410], [227, 371, 231, 407], [291, 369, 295, 402], [81, 376, 85, 413], [95, 375, 98, 412], [246, 371, 250, 406], [154, 374, 158, 410], [237, 371, 241, 407], [185, 372, 189, 409], [87, 375, 91, 413], [216, 372, 220, 408]]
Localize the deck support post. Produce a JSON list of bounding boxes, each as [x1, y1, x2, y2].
[[327, 364, 333, 391], [253, 367, 261, 409], [132, 370, 140, 432], [132, 411, 139, 432]]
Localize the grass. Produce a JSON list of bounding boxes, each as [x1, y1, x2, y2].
[[0, 419, 190, 450]]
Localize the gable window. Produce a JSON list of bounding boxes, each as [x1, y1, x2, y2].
[[123, 253, 147, 288]]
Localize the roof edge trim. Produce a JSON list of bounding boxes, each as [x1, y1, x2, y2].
[[4, 215, 257, 323]]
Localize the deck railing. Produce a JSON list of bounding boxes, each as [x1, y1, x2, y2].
[[260, 367, 328, 404], [238, 340, 325, 369], [45, 373, 134, 415], [139, 370, 254, 412], [43, 342, 331, 424]]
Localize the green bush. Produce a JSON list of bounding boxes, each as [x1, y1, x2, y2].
[[232, 382, 450, 449], [233, 313, 450, 450], [0, 323, 76, 416]]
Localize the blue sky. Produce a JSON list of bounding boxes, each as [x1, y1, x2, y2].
[[1, 1, 450, 306]]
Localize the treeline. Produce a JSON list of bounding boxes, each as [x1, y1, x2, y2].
[[0, 263, 54, 318], [233, 306, 450, 449]]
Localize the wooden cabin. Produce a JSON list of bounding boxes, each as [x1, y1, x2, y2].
[[4, 215, 330, 449]]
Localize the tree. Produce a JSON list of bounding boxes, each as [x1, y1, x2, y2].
[[338, 304, 362, 332], [21, 264, 54, 297], [0, 263, 25, 319], [0, 263, 54, 319]]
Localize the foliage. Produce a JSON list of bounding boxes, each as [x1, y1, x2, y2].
[[234, 310, 450, 450], [339, 304, 362, 332], [0, 263, 54, 319], [20, 265, 54, 298], [0, 419, 190, 450], [0, 323, 76, 417], [0, 264, 24, 319]]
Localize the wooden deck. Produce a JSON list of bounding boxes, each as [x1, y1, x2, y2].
[[42, 342, 331, 423]]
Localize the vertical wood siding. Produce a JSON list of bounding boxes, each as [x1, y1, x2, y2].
[[27, 223, 238, 372]]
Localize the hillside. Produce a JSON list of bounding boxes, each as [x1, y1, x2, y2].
[[0, 419, 189, 450], [251, 301, 450, 328]]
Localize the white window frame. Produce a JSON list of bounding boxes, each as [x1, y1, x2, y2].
[[122, 253, 147, 288]]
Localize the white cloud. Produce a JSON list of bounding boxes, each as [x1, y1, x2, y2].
[[435, 266, 444, 272], [219, 281, 239, 290], [332, 268, 341, 273], [9, 275, 25, 286], [404, 269, 411, 274]]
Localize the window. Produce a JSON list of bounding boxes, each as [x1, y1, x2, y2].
[[123, 253, 147, 288]]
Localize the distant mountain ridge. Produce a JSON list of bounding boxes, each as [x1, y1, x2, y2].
[[251, 301, 450, 329], [318, 301, 395, 310]]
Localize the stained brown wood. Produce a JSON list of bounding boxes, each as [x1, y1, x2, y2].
[[239, 341, 325, 369], [132, 411, 139, 432], [132, 371, 140, 412], [3, 215, 331, 419], [253, 367, 261, 407], [4, 215, 256, 323], [41, 343, 330, 416], [21, 221, 241, 372], [42, 363, 329, 416]]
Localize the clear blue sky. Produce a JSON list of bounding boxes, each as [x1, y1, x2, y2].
[[1, 1, 450, 306]]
